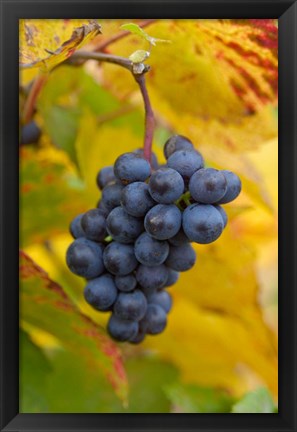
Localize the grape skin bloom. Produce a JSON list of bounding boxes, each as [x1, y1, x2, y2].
[[114, 152, 151, 184], [103, 242, 138, 276], [144, 204, 182, 240], [66, 238, 104, 279], [69, 214, 85, 239], [115, 274, 137, 292], [163, 134, 194, 159], [167, 149, 204, 182], [84, 274, 118, 311], [136, 264, 169, 292], [134, 232, 169, 266], [96, 166, 116, 190], [121, 182, 155, 217], [114, 289, 147, 321], [148, 167, 184, 204], [216, 170, 242, 204], [106, 206, 143, 244], [165, 243, 196, 272], [140, 304, 167, 335], [189, 168, 227, 204], [107, 314, 139, 342], [81, 209, 106, 242], [183, 204, 224, 244]]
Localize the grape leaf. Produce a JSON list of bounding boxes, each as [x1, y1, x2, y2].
[[36, 65, 121, 166], [20, 251, 128, 403], [20, 146, 89, 246], [143, 295, 277, 397], [231, 387, 276, 413], [20, 330, 52, 412], [19, 19, 101, 71], [41, 106, 81, 165], [101, 19, 278, 153], [120, 23, 170, 46], [165, 383, 234, 413]]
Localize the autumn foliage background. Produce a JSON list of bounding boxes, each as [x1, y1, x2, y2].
[[19, 19, 278, 413]]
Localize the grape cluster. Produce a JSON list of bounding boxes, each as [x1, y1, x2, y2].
[[66, 135, 241, 344]]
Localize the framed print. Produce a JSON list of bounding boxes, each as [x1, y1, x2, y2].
[[0, 0, 296, 431]]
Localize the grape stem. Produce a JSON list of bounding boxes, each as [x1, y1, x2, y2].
[[104, 235, 113, 243], [22, 44, 156, 162], [70, 50, 155, 163], [22, 73, 48, 124], [133, 74, 155, 163], [175, 191, 192, 210]]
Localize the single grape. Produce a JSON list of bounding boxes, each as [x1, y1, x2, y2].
[[216, 170, 242, 204], [167, 150, 204, 183], [215, 205, 228, 228], [103, 242, 138, 276], [96, 200, 111, 218], [20, 120, 41, 145], [165, 243, 196, 272], [134, 148, 159, 170], [114, 152, 151, 184], [140, 304, 167, 335], [69, 214, 85, 239], [163, 135, 194, 159], [148, 167, 184, 204], [81, 209, 106, 242], [134, 232, 169, 266], [115, 274, 137, 292], [129, 329, 146, 344], [101, 182, 124, 209], [107, 314, 138, 342], [168, 227, 190, 246], [182, 204, 224, 244], [84, 274, 118, 311], [144, 204, 182, 240], [66, 238, 104, 279], [164, 269, 180, 287], [114, 289, 147, 321], [189, 168, 227, 204], [106, 206, 143, 244], [147, 290, 172, 313], [96, 166, 116, 190], [121, 182, 155, 217], [136, 264, 169, 292]]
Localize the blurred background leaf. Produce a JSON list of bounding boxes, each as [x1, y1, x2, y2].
[[19, 18, 278, 413], [20, 251, 128, 405], [19, 19, 101, 70], [165, 383, 234, 413], [231, 387, 277, 413]]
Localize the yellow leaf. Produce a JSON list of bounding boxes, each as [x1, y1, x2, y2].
[[143, 297, 277, 397], [19, 19, 101, 71], [98, 19, 277, 153]]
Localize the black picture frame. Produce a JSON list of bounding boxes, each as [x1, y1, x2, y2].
[[1, 0, 296, 431]]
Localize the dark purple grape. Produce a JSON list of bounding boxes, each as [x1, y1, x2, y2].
[[96, 166, 116, 190], [163, 135, 194, 159], [144, 204, 182, 240], [106, 206, 143, 244], [114, 152, 151, 184], [81, 209, 106, 242], [103, 242, 138, 276], [134, 232, 169, 266], [189, 168, 227, 204], [165, 243, 196, 272], [121, 182, 155, 217], [183, 204, 224, 244]]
